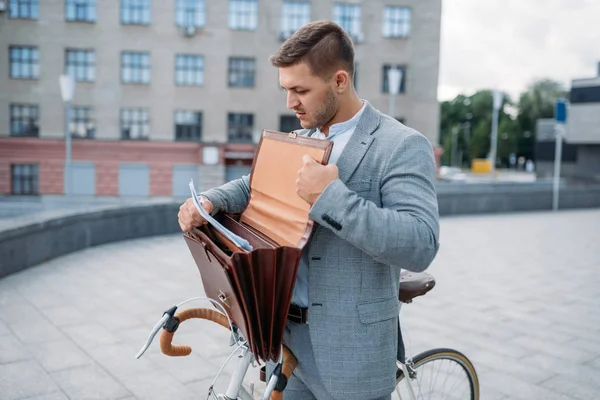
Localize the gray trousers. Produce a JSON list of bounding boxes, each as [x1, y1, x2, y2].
[[266, 321, 392, 400]]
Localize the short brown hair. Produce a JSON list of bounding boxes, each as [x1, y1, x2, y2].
[[269, 20, 355, 81]]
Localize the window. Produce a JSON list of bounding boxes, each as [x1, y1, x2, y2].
[[279, 115, 302, 133], [121, 0, 151, 25], [175, 54, 204, 86], [121, 108, 149, 139], [229, 0, 258, 31], [175, 110, 202, 141], [280, 1, 310, 38], [333, 3, 362, 40], [66, 0, 96, 22], [228, 57, 255, 87], [9, 46, 39, 79], [176, 0, 205, 27], [11, 164, 39, 195], [121, 51, 150, 84], [383, 6, 411, 38], [70, 106, 95, 138], [65, 49, 95, 82], [382, 65, 407, 93], [9, 0, 38, 19], [10, 104, 39, 137], [228, 113, 254, 143]]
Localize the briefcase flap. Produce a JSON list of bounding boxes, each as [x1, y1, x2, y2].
[[240, 130, 333, 248]]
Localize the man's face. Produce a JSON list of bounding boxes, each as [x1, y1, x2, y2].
[[279, 62, 338, 130]]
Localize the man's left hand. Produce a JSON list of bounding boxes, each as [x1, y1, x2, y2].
[[296, 154, 339, 205]]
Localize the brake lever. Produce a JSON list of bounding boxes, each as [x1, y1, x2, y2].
[[135, 307, 177, 359]]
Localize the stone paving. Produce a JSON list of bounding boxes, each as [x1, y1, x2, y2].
[[1, 209, 599, 399]]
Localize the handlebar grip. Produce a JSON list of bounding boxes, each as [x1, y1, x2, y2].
[[160, 330, 191, 356], [270, 345, 297, 400], [280, 345, 297, 382], [159, 307, 231, 357]]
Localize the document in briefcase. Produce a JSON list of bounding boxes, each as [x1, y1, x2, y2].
[[183, 129, 333, 362]]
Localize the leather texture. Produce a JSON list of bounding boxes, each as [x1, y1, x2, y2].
[[184, 130, 333, 362]]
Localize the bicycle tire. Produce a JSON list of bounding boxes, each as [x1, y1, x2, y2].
[[394, 348, 479, 400]]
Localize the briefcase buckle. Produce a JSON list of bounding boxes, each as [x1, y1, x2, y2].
[[218, 290, 230, 307]]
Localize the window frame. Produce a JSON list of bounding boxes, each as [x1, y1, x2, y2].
[[9, 45, 40, 80], [65, 48, 96, 82], [121, 0, 152, 25], [332, 3, 362, 39], [121, 51, 151, 84], [381, 64, 407, 94], [69, 106, 95, 139], [175, 54, 204, 86], [280, 1, 310, 38], [174, 110, 203, 142], [175, 0, 206, 27], [228, 57, 256, 88], [10, 104, 40, 137], [228, 0, 258, 31], [227, 112, 254, 143], [120, 108, 150, 140], [8, 0, 39, 19], [11, 163, 39, 196], [382, 6, 411, 38], [65, 0, 97, 23]]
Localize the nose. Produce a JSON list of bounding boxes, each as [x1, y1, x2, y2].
[[287, 91, 300, 110]]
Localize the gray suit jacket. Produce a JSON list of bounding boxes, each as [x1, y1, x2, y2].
[[203, 101, 440, 399]]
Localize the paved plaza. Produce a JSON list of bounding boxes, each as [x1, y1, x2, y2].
[[1, 209, 599, 399]]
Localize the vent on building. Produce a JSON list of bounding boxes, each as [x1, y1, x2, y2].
[[182, 25, 197, 37]]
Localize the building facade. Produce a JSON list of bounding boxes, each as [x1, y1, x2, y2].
[[0, 0, 442, 197], [535, 62, 600, 183]]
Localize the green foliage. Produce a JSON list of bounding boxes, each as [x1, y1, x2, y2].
[[440, 78, 567, 167]]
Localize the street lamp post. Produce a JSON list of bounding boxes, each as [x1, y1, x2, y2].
[[490, 90, 503, 178], [59, 74, 76, 196], [387, 67, 403, 119]]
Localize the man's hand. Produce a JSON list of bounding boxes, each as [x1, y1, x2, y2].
[[296, 154, 339, 205], [178, 196, 213, 232]]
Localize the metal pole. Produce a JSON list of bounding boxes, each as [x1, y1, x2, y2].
[[451, 126, 458, 167], [388, 90, 396, 120], [490, 106, 499, 178], [65, 101, 72, 196], [552, 125, 563, 211]]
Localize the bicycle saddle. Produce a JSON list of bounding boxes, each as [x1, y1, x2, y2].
[[398, 271, 435, 303]]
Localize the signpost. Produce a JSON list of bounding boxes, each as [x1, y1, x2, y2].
[[59, 74, 76, 196], [553, 98, 567, 211], [489, 90, 503, 178]]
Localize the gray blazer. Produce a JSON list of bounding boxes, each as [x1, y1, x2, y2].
[[203, 101, 440, 399]]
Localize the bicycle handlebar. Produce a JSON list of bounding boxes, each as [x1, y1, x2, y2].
[[160, 307, 230, 357], [157, 306, 297, 399]]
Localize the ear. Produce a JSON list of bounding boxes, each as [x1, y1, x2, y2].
[[334, 70, 350, 93]]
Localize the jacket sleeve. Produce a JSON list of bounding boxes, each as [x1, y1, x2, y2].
[[201, 174, 251, 215], [308, 133, 440, 272]]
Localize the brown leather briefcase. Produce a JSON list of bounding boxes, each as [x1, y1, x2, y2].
[[183, 130, 333, 362]]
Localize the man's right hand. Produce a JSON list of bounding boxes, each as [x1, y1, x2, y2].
[[178, 196, 213, 232]]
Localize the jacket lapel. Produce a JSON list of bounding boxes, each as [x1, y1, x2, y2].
[[336, 101, 380, 183]]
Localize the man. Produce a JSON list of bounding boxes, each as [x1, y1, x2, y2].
[[178, 20, 439, 400]]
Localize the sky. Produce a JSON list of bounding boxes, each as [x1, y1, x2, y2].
[[438, 0, 600, 102]]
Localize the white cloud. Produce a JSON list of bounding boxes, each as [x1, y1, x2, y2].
[[438, 0, 600, 101]]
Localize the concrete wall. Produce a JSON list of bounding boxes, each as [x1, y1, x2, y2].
[[2, 182, 599, 279]]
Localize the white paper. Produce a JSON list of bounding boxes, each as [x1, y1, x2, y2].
[[188, 179, 253, 252]]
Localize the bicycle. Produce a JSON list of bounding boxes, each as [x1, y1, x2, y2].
[[137, 271, 480, 400]]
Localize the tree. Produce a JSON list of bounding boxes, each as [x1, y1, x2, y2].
[[516, 79, 568, 161], [440, 90, 518, 168]]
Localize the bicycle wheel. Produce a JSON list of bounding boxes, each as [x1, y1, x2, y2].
[[393, 348, 479, 400]]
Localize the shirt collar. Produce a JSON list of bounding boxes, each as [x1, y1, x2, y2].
[[316, 101, 366, 140]]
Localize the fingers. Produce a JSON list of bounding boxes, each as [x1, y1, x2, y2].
[[178, 198, 207, 232], [302, 154, 315, 166]]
